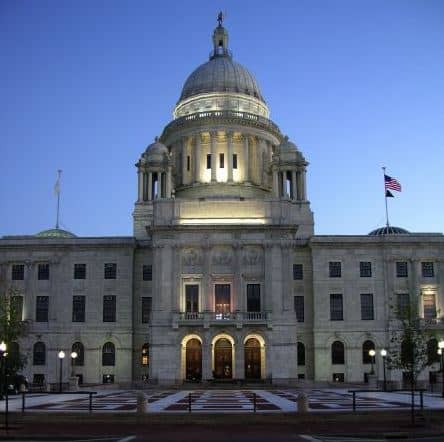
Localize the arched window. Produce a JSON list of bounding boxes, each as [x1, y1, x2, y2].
[[141, 343, 149, 366], [72, 342, 84, 366], [297, 342, 305, 366], [362, 340, 375, 364], [102, 342, 115, 366], [427, 338, 439, 364], [331, 341, 344, 365], [33, 341, 46, 365]]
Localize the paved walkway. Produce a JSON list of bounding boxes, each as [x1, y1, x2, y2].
[[1, 388, 443, 413]]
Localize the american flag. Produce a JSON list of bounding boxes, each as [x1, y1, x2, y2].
[[384, 174, 401, 192]]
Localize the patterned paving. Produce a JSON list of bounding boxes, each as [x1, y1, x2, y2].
[[20, 388, 435, 413], [273, 389, 410, 410], [165, 390, 279, 412]]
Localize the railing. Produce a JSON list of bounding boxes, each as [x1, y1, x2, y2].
[[161, 110, 282, 140], [177, 311, 270, 323]]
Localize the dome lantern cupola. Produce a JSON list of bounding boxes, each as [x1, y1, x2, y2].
[[211, 12, 230, 59]]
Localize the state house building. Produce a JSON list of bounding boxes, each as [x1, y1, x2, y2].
[[1, 21, 443, 387]]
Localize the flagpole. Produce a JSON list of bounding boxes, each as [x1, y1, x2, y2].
[[382, 166, 389, 228], [55, 170, 62, 229]]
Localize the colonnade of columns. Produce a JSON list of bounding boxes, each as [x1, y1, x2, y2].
[[272, 167, 307, 201], [137, 167, 173, 201], [174, 131, 274, 188]]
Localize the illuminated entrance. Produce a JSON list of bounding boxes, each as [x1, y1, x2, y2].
[[244, 338, 261, 379], [214, 338, 232, 378], [185, 338, 202, 381]]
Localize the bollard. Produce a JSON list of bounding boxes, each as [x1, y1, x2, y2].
[[253, 393, 257, 413], [136, 391, 147, 414], [420, 390, 423, 410], [188, 393, 192, 413], [297, 392, 308, 413], [89, 392, 93, 413], [352, 391, 356, 411], [21, 392, 25, 413]]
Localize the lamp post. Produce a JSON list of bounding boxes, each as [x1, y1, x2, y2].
[[58, 351, 65, 393], [438, 340, 444, 398], [0, 341, 8, 431], [70, 351, 78, 377], [369, 349, 376, 375], [380, 349, 387, 392]]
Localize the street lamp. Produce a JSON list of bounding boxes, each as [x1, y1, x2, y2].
[[438, 340, 444, 398], [380, 349, 387, 392], [70, 351, 78, 377], [0, 341, 8, 430], [58, 350, 65, 393], [369, 349, 376, 375]]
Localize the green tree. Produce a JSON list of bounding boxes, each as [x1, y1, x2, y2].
[[389, 298, 434, 424], [0, 286, 30, 374]]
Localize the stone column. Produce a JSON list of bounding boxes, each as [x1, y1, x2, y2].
[[194, 133, 201, 184], [166, 166, 172, 198], [172, 245, 181, 312], [264, 242, 273, 312], [296, 170, 302, 200], [233, 243, 242, 313], [147, 172, 153, 201], [281, 171, 287, 197], [227, 131, 234, 183], [302, 168, 307, 200], [210, 131, 217, 182], [202, 243, 212, 312], [159, 172, 165, 198], [138, 170, 143, 201], [243, 135, 250, 183], [259, 138, 268, 186], [182, 138, 188, 185], [291, 170, 297, 201], [272, 167, 279, 197]]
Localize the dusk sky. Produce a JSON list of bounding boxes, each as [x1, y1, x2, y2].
[[1, 1, 443, 237]]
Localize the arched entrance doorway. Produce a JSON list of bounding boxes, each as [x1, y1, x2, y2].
[[214, 338, 232, 378], [245, 338, 261, 379], [186, 338, 202, 381]]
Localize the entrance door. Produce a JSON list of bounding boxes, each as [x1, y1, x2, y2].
[[244, 338, 261, 379], [186, 339, 202, 381], [214, 338, 232, 378]]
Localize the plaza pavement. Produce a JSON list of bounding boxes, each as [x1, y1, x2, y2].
[[0, 387, 443, 413]]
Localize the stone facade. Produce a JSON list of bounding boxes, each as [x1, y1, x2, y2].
[[1, 21, 443, 388]]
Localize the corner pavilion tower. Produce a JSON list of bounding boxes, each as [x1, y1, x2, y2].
[[132, 19, 314, 384]]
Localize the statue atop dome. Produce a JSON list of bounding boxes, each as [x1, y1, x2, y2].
[[217, 11, 224, 26]]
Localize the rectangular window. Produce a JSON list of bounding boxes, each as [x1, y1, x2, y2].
[[38, 263, 50, 280], [423, 294, 437, 319], [103, 295, 116, 322], [11, 264, 24, 281], [72, 296, 86, 322], [215, 284, 230, 319], [396, 261, 408, 278], [11, 296, 23, 321], [293, 264, 303, 280], [206, 154, 211, 169], [142, 265, 152, 281], [187, 155, 190, 171], [104, 263, 117, 279], [397, 293, 410, 318], [233, 153, 238, 169], [74, 263, 86, 279], [330, 294, 343, 321], [36, 296, 49, 322], [246, 284, 261, 312], [185, 285, 199, 313], [219, 153, 224, 168], [294, 296, 305, 322], [422, 262, 435, 278], [360, 293, 374, 320], [141, 297, 152, 323], [359, 261, 372, 278], [329, 261, 341, 278]]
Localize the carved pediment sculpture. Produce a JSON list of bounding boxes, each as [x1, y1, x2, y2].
[[182, 248, 202, 267]]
